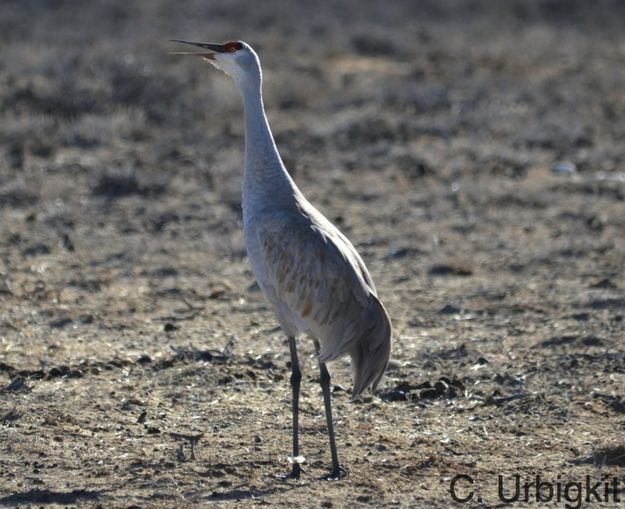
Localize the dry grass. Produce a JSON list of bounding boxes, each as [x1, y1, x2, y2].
[[1, 0, 624, 507]]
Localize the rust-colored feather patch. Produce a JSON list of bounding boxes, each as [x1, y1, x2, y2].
[[301, 301, 313, 317]]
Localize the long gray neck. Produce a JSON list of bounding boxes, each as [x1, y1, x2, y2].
[[238, 79, 298, 218]]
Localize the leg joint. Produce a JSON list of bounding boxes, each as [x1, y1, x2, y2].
[[290, 367, 302, 384], [319, 364, 331, 386]]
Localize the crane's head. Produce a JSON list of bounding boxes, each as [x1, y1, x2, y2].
[[171, 40, 261, 87]]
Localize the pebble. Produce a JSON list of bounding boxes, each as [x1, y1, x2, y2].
[[552, 161, 577, 175]]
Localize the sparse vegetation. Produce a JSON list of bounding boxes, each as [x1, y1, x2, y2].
[[1, 1, 624, 507]]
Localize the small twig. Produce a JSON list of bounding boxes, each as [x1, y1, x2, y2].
[[223, 336, 235, 358], [181, 297, 204, 311], [489, 392, 529, 406], [169, 432, 204, 461], [176, 444, 186, 462], [154, 312, 198, 322]]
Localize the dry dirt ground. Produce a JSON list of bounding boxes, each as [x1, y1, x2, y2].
[[1, 1, 625, 507]]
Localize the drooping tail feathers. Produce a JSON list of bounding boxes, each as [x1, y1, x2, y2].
[[349, 295, 392, 398]]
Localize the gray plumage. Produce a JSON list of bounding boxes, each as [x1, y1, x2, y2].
[[173, 38, 392, 479], [246, 197, 392, 397]]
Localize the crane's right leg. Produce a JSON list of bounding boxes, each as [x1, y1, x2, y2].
[[286, 336, 302, 479], [313, 340, 342, 480]]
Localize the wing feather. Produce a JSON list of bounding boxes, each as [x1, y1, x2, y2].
[[254, 210, 375, 357]]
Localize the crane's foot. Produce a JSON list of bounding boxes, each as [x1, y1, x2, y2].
[[279, 463, 302, 481], [322, 465, 346, 481]]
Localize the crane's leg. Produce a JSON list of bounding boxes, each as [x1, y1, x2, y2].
[[285, 336, 302, 479], [314, 340, 342, 480]]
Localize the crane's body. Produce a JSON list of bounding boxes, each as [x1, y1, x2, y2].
[[173, 39, 392, 480], [245, 197, 391, 395]]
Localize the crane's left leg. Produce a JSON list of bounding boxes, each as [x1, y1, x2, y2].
[[314, 340, 342, 480], [283, 336, 303, 479]]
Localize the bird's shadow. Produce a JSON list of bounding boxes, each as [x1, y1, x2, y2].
[[191, 473, 311, 502], [0, 488, 101, 507]]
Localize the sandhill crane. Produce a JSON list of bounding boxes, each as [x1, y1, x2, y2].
[[172, 39, 392, 480]]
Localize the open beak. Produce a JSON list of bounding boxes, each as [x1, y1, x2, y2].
[[170, 40, 227, 59]]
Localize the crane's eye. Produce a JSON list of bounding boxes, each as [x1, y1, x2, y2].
[[225, 42, 241, 53]]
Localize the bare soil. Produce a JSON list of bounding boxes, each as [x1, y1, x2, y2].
[[1, 1, 624, 507]]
